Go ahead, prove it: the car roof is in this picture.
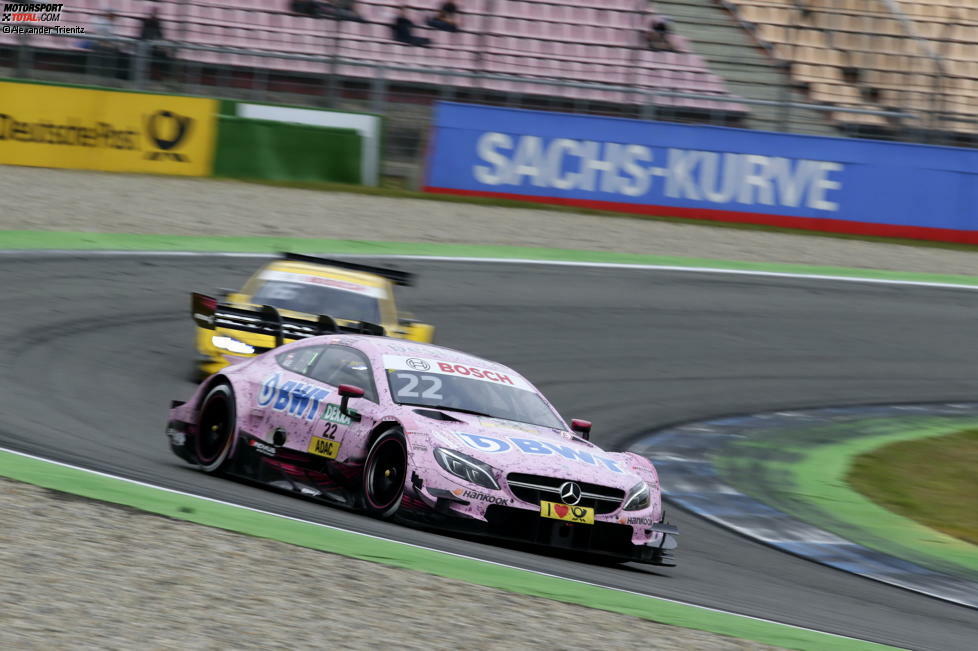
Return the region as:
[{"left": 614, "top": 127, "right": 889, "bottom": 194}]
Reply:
[
  {"left": 319, "top": 335, "right": 527, "bottom": 378},
  {"left": 261, "top": 260, "right": 388, "bottom": 288}
]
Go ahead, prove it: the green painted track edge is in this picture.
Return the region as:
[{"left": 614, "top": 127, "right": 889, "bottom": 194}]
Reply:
[
  {"left": 0, "top": 230, "right": 977, "bottom": 287},
  {"left": 0, "top": 449, "right": 890, "bottom": 650}
]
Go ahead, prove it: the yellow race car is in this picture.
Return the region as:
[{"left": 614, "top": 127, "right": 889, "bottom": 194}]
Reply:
[{"left": 191, "top": 253, "right": 435, "bottom": 379}]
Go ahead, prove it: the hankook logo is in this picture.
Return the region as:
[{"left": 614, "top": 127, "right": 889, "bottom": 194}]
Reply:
[
  {"left": 558, "top": 481, "right": 582, "bottom": 505},
  {"left": 405, "top": 358, "right": 430, "bottom": 371},
  {"left": 145, "top": 110, "right": 193, "bottom": 162}
]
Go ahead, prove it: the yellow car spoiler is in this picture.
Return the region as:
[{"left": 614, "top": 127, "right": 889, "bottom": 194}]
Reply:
[
  {"left": 191, "top": 292, "right": 386, "bottom": 348},
  {"left": 281, "top": 252, "right": 414, "bottom": 287}
]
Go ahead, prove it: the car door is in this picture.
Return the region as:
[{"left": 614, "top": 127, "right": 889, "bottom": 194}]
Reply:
[
  {"left": 301, "top": 345, "right": 381, "bottom": 465},
  {"left": 251, "top": 345, "right": 332, "bottom": 452}
]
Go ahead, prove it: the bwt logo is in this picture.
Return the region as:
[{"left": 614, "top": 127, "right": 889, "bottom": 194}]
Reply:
[
  {"left": 258, "top": 373, "right": 332, "bottom": 421},
  {"left": 2, "top": 2, "right": 62, "bottom": 21},
  {"left": 145, "top": 111, "right": 193, "bottom": 162},
  {"left": 454, "top": 432, "right": 623, "bottom": 473}
]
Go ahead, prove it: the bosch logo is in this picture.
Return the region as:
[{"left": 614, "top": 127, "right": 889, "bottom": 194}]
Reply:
[
  {"left": 558, "top": 481, "right": 582, "bottom": 505},
  {"left": 406, "top": 358, "right": 430, "bottom": 371}
]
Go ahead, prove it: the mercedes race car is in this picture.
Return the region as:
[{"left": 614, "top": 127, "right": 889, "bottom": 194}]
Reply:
[
  {"left": 166, "top": 310, "right": 678, "bottom": 566},
  {"left": 192, "top": 253, "right": 435, "bottom": 378}
]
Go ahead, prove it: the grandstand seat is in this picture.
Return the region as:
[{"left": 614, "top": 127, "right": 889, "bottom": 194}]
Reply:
[
  {"left": 733, "top": 0, "right": 978, "bottom": 134},
  {"left": 5, "top": 0, "right": 743, "bottom": 115}
]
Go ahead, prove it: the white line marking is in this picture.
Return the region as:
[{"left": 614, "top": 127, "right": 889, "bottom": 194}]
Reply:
[
  {"left": 2, "top": 249, "right": 976, "bottom": 291},
  {"left": 0, "top": 445, "right": 872, "bottom": 645}
]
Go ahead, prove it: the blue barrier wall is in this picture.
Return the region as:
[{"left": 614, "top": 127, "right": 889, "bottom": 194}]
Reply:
[{"left": 424, "top": 102, "right": 978, "bottom": 243}]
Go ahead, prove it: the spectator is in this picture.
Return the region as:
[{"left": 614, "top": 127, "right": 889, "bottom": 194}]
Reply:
[
  {"left": 647, "top": 14, "right": 675, "bottom": 52},
  {"left": 333, "top": 0, "right": 365, "bottom": 22},
  {"left": 292, "top": 0, "right": 364, "bottom": 21},
  {"left": 139, "top": 5, "right": 171, "bottom": 79},
  {"left": 291, "top": 0, "right": 323, "bottom": 17},
  {"left": 427, "top": 1, "right": 459, "bottom": 32},
  {"left": 392, "top": 6, "right": 431, "bottom": 47},
  {"left": 92, "top": 11, "right": 127, "bottom": 79}
]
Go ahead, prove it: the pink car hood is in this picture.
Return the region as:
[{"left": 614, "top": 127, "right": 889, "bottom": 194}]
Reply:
[{"left": 402, "top": 411, "right": 649, "bottom": 491}]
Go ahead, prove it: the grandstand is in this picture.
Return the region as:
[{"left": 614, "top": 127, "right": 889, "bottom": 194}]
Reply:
[
  {"left": 0, "top": 1, "right": 745, "bottom": 119},
  {"left": 0, "top": 0, "right": 974, "bottom": 150},
  {"left": 726, "top": 0, "right": 977, "bottom": 139}
]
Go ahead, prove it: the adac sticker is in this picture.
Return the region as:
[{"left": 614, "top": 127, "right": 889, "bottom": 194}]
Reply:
[
  {"left": 258, "top": 373, "right": 331, "bottom": 421},
  {"left": 308, "top": 436, "right": 340, "bottom": 459},
  {"left": 453, "top": 433, "right": 622, "bottom": 473}
]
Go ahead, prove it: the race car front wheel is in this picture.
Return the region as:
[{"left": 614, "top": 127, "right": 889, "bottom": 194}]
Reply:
[
  {"left": 195, "top": 382, "right": 237, "bottom": 473},
  {"left": 363, "top": 428, "right": 407, "bottom": 518}
]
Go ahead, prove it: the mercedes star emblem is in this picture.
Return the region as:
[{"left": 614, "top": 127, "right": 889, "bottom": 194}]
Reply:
[{"left": 558, "top": 481, "right": 582, "bottom": 505}]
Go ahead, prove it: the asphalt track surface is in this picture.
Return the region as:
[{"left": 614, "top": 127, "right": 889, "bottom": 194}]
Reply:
[{"left": 2, "top": 253, "right": 978, "bottom": 650}]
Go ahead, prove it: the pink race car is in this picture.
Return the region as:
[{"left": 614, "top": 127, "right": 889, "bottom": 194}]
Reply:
[{"left": 166, "top": 315, "right": 677, "bottom": 565}]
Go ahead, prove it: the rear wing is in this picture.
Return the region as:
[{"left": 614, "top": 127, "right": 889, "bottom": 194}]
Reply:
[
  {"left": 281, "top": 252, "right": 413, "bottom": 287},
  {"left": 192, "top": 293, "right": 385, "bottom": 347}
]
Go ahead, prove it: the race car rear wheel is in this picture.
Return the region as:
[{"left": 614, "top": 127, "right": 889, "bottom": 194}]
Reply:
[
  {"left": 195, "top": 382, "right": 236, "bottom": 473},
  {"left": 363, "top": 428, "right": 407, "bottom": 518}
]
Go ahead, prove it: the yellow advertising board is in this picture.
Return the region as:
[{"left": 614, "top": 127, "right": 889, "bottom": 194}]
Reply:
[{"left": 0, "top": 81, "right": 216, "bottom": 176}]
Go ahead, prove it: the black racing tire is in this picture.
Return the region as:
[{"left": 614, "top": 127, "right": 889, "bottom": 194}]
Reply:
[
  {"left": 362, "top": 428, "right": 408, "bottom": 518},
  {"left": 195, "top": 382, "right": 237, "bottom": 473}
]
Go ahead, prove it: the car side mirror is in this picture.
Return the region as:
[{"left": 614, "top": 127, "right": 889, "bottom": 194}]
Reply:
[
  {"left": 571, "top": 419, "right": 591, "bottom": 440},
  {"left": 338, "top": 384, "right": 364, "bottom": 421}
]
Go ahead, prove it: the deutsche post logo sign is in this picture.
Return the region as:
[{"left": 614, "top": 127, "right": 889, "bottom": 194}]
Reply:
[
  {"left": 0, "top": 81, "right": 216, "bottom": 176},
  {"left": 145, "top": 110, "right": 194, "bottom": 162}
]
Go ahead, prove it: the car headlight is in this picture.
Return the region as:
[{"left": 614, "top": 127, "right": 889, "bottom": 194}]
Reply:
[
  {"left": 212, "top": 335, "right": 255, "bottom": 355},
  {"left": 434, "top": 448, "right": 500, "bottom": 490},
  {"left": 622, "top": 481, "right": 651, "bottom": 511}
]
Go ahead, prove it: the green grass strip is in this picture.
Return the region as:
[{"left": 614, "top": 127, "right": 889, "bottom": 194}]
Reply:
[
  {"left": 791, "top": 424, "right": 978, "bottom": 575},
  {"left": 849, "top": 429, "right": 978, "bottom": 546},
  {"left": 1, "top": 230, "right": 977, "bottom": 287},
  {"left": 0, "top": 449, "right": 890, "bottom": 650}
]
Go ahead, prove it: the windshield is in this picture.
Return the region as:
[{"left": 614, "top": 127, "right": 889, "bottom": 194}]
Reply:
[
  {"left": 251, "top": 280, "right": 382, "bottom": 324},
  {"left": 384, "top": 357, "right": 565, "bottom": 430}
]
